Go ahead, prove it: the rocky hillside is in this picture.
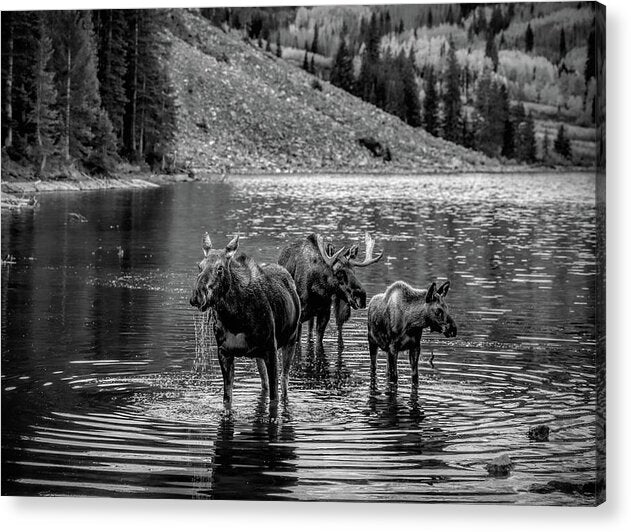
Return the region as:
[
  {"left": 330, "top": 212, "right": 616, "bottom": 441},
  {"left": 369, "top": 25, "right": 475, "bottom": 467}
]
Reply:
[{"left": 164, "top": 10, "right": 494, "bottom": 174}]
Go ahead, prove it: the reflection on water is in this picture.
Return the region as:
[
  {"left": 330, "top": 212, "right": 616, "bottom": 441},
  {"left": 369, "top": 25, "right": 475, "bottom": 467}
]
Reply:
[{"left": 1, "top": 173, "right": 598, "bottom": 504}]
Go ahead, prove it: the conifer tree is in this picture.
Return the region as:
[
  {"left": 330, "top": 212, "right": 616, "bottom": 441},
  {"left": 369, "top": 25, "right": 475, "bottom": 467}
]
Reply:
[
  {"left": 422, "top": 66, "right": 439, "bottom": 136},
  {"left": 585, "top": 23, "right": 596, "bottom": 83},
  {"left": 122, "top": 9, "right": 176, "bottom": 163},
  {"left": 490, "top": 5, "right": 504, "bottom": 36},
  {"left": 542, "top": 130, "right": 550, "bottom": 160},
  {"left": 554, "top": 124, "right": 572, "bottom": 159},
  {"left": 427, "top": 9, "right": 433, "bottom": 29},
  {"left": 28, "top": 14, "right": 59, "bottom": 174},
  {"left": 442, "top": 38, "right": 462, "bottom": 142},
  {"left": 485, "top": 31, "right": 499, "bottom": 71},
  {"left": 93, "top": 10, "right": 128, "bottom": 144},
  {"left": 275, "top": 33, "right": 282, "bottom": 57},
  {"left": 311, "top": 22, "right": 319, "bottom": 55},
  {"left": 400, "top": 50, "right": 421, "bottom": 127},
  {"left": 514, "top": 109, "right": 537, "bottom": 162},
  {"left": 49, "top": 11, "right": 111, "bottom": 163},
  {"left": 302, "top": 47, "right": 309, "bottom": 71},
  {"left": 309, "top": 55, "right": 315, "bottom": 75},
  {"left": 446, "top": 5, "right": 455, "bottom": 26},
  {"left": 330, "top": 34, "right": 354, "bottom": 93},
  {"left": 525, "top": 23, "right": 534, "bottom": 52},
  {"left": 559, "top": 28, "right": 567, "bottom": 59}
]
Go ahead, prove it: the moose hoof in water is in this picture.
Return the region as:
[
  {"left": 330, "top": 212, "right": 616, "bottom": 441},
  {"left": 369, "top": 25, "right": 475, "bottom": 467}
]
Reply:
[
  {"left": 528, "top": 425, "right": 550, "bottom": 442},
  {"left": 486, "top": 454, "right": 514, "bottom": 477}
]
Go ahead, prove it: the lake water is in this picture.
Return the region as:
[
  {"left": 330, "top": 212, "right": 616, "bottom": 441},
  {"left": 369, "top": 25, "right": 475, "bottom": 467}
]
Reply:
[{"left": 1, "top": 173, "right": 600, "bottom": 504}]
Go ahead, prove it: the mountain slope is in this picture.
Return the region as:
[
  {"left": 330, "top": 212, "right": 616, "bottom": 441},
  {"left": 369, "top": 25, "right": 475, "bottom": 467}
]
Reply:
[{"left": 165, "top": 10, "right": 494, "bottom": 173}]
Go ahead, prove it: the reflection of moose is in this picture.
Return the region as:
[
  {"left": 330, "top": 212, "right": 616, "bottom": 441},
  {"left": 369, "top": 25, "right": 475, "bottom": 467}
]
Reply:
[
  {"left": 278, "top": 233, "right": 382, "bottom": 353},
  {"left": 189, "top": 234, "right": 300, "bottom": 406},
  {"left": 368, "top": 281, "right": 457, "bottom": 385},
  {"left": 209, "top": 393, "right": 297, "bottom": 500}
]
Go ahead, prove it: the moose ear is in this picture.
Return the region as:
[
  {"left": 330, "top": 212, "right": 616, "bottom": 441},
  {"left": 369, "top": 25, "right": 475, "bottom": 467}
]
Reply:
[
  {"left": 326, "top": 242, "right": 336, "bottom": 255},
  {"left": 425, "top": 282, "right": 437, "bottom": 303},
  {"left": 202, "top": 232, "right": 212, "bottom": 257},
  {"left": 437, "top": 280, "right": 450, "bottom": 297},
  {"left": 225, "top": 234, "right": 239, "bottom": 258},
  {"left": 348, "top": 244, "right": 359, "bottom": 260}
]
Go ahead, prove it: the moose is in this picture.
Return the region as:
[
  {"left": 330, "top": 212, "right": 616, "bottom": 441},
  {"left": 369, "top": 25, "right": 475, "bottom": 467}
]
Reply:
[
  {"left": 367, "top": 280, "right": 457, "bottom": 385},
  {"left": 189, "top": 233, "right": 300, "bottom": 406},
  {"left": 278, "top": 232, "right": 382, "bottom": 353}
]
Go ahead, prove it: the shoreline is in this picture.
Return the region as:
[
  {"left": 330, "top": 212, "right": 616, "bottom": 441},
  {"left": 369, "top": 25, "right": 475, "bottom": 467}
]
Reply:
[{"left": 1, "top": 165, "right": 598, "bottom": 211}]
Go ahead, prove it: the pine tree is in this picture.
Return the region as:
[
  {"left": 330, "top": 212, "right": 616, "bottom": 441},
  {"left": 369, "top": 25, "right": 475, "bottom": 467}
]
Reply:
[
  {"left": 442, "top": 38, "right": 462, "bottom": 142},
  {"left": 559, "top": 28, "right": 567, "bottom": 59},
  {"left": 93, "top": 10, "right": 128, "bottom": 144},
  {"left": 330, "top": 35, "right": 355, "bottom": 93},
  {"left": 1, "top": 12, "right": 15, "bottom": 150},
  {"left": 302, "top": 47, "right": 309, "bottom": 71},
  {"left": 309, "top": 55, "right": 315, "bottom": 75},
  {"left": 28, "top": 14, "right": 59, "bottom": 174},
  {"left": 427, "top": 9, "right": 433, "bottom": 29},
  {"left": 50, "top": 11, "right": 107, "bottom": 163},
  {"left": 422, "top": 65, "right": 439, "bottom": 136},
  {"left": 514, "top": 109, "right": 537, "bottom": 163},
  {"left": 275, "top": 32, "right": 282, "bottom": 57},
  {"left": 122, "top": 9, "right": 176, "bottom": 163},
  {"left": 585, "top": 23, "right": 596, "bottom": 82},
  {"left": 485, "top": 31, "right": 499, "bottom": 71},
  {"left": 356, "top": 12, "right": 380, "bottom": 103},
  {"left": 490, "top": 5, "right": 504, "bottom": 36},
  {"left": 311, "top": 22, "right": 319, "bottom": 55},
  {"left": 525, "top": 23, "right": 534, "bottom": 53},
  {"left": 554, "top": 124, "right": 572, "bottom": 159},
  {"left": 446, "top": 5, "right": 455, "bottom": 25},
  {"left": 400, "top": 50, "right": 421, "bottom": 127},
  {"left": 542, "top": 130, "right": 550, "bottom": 160},
  {"left": 473, "top": 71, "right": 507, "bottom": 157}
]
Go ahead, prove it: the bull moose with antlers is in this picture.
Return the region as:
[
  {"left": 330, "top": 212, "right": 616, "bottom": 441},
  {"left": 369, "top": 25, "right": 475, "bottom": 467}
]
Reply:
[
  {"left": 278, "top": 232, "right": 383, "bottom": 353},
  {"left": 190, "top": 233, "right": 300, "bottom": 406}
]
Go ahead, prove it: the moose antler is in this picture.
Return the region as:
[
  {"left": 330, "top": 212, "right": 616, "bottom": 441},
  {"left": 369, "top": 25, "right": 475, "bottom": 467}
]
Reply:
[
  {"left": 316, "top": 234, "right": 346, "bottom": 267},
  {"left": 202, "top": 232, "right": 212, "bottom": 256},
  {"left": 350, "top": 232, "right": 383, "bottom": 267}
]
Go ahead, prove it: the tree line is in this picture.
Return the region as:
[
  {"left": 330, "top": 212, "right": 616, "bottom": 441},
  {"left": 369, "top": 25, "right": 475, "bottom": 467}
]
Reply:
[
  {"left": 1, "top": 10, "right": 176, "bottom": 176},
  {"left": 328, "top": 10, "right": 575, "bottom": 164}
]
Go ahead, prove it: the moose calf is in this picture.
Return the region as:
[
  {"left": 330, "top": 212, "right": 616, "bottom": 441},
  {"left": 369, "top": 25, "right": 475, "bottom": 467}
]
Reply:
[{"left": 367, "top": 280, "right": 457, "bottom": 385}]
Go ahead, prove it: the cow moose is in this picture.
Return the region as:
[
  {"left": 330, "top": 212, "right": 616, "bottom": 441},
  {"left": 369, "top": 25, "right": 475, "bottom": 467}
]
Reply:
[
  {"left": 367, "top": 280, "right": 457, "bottom": 385},
  {"left": 190, "top": 233, "right": 300, "bottom": 406},
  {"left": 278, "top": 232, "right": 382, "bottom": 353}
]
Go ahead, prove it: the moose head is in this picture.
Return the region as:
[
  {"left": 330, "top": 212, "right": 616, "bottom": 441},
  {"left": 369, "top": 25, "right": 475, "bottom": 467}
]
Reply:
[
  {"left": 424, "top": 281, "right": 457, "bottom": 338},
  {"left": 190, "top": 232, "right": 239, "bottom": 312},
  {"left": 322, "top": 232, "right": 383, "bottom": 310}
]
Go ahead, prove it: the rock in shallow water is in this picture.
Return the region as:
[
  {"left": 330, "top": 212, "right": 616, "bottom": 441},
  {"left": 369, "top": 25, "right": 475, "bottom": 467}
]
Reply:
[
  {"left": 528, "top": 425, "right": 551, "bottom": 442},
  {"left": 486, "top": 454, "right": 514, "bottom": 477}
]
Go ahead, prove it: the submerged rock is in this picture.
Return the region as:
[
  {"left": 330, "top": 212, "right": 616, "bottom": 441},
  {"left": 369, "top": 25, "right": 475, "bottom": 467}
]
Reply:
[
  {"left": 529, "top": 480, "right": 596, "bottom": 497},
  {"left": 528, "top": 425, "right": 551, "bottom": 442},
  {"left": 486, "top": 454, "right": 514, "bottom": 477}
]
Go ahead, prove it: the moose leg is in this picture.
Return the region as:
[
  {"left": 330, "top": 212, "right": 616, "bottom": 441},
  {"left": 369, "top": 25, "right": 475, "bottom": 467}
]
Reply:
[
  {"left": 307, "top": 318, "right": 315, "bottom": 343},
  {"left": 315, "top": 305, "right": 331, "bottom": 353},
  {"left": 280, "top": 343, "right": 295, "bottom": 397},
  {"left": 334, "top": 297, "right": 350, "bottom": 350},
  {"left": 295, "top": 322, "right": 303, "bottom": 359},
  {"left": 265, "top": 348, "right": 279, "bottom": 403},
  {"left": 218, "top": 352, "right": 235, "bottom": 407},
  {"left": 368, "top": 337, "right": 378, "bottom": 375},
  {"left": 408, "top": 344, "right": 421, "bottom": 387},
  {"left": 386, "top": 349, "right": 399, "bottom": 383},
  {"left": 256, "top": 358, "right": 269, "bottom": 391}
]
